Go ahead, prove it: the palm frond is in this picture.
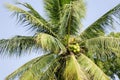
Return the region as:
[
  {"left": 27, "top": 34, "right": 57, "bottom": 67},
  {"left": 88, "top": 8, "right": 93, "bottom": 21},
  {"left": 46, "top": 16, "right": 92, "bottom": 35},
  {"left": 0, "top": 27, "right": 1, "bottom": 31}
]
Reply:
[
  {"left": 86, "top": 37, "right": 120, "bottom": 57},
  {"left": 59, "top": 0, "right": 86, "bottom": 36},
  {"left": 6, "top": 55, "right": 41, "bottom": 80},
  {"left": 0, "top": 36, "right": 36, "bottom": 56},
  {"left": 63, "top": 53, "right": 89, "bottom": 80},
  {"left": 80, "top": 3, "right": 120, "bottom": 40},
  {"left": 19, "top": 70, "right": 38, "bottom": 80},
  {"left": 35, "top": 33, "right": 66, "bottom": 54},
  {"left": 6, "top": 53, "right": 58, "bottom": 80},
  {"left": 16, "top": 2, "right": 45, "bottom": 21},
  {"left": 44, "top": 0, "right": 61, "bottom": 25},
  {"left": 77, "top": 54, "right": 110, "bottom": 80},
  {"left": 44, "top": 0, "right": 85, "bottom": 24},
  {"left": 39, "top": 56, "right": 60, "bottom": 80},
  {"left": 5, "top": 3, "right": 58, "bottom": 37}
]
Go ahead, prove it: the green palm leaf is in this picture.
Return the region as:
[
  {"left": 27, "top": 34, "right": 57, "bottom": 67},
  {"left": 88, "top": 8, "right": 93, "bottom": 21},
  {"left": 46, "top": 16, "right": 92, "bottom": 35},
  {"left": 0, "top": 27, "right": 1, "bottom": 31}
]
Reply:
[
  {"left": 5, "top": 3, "right": 57, "bottom": 37},
  {"left": 35, "top": 33, "right": 66, "bottom": 54},
  {"left": 86, "top": 37, "right": 120, "bottom": 57},
  {"left": 77, "top": 54, "right": 110, "bottom": 80},
  {"left": 63, "top": 54, "right": 89, "bottom": 80},
  {"left": 16, "top": 2, "right": 49, "bottom": 33},
  {"left": 6, "top": 54, "right": 58, "bottom": 80},
  {"left": 80, "top": 4, "right": 120, "bottom": 40},
  {"left": 19, "top": 70, "right": 37, "bottom": 80},
  {"left": 39, "top": 57, "right": 60, "bottom": 80},
  {"left": 17, "top": 2, "right": 44, "bottom": 20},
  {"left": 44, "top": 0, "right": 61, "bottom": 25},
  {"left": 44, "top": 0, "right": 84, "bottom": 25},
  {"left": 0, "top": 36, "right": 36, "bottom": 56},
  {"left": 59, "top": 0, "right": 86, "bottom": 36}
]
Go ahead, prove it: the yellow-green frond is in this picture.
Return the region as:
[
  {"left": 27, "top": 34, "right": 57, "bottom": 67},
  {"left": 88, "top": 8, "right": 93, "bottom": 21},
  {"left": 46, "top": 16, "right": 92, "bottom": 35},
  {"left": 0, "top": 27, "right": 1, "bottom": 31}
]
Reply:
[
  {"left": 35, "top": 33, "right": 66, "bottom": 54},
  {"left": 63, "top": 54, "right": 89, "bottom": 80},
  {"left": 39, "top": 57, "right": 60, "bottom": 80},
  {"left": 20, "top": 70, "right": 37, "bottom": 80},
  {"left": 6, "top": 54, "right": 58, "bottom": 80},
  {"left": 77, "top": 54, "right": 110, "bottom": 80}
]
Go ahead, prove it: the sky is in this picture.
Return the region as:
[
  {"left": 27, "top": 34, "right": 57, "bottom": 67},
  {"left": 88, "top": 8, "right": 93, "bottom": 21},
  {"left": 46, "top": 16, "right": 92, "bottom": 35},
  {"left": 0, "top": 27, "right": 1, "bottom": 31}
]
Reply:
[{"left": 0, "top": 0, "right": 120, "bottom": 80}]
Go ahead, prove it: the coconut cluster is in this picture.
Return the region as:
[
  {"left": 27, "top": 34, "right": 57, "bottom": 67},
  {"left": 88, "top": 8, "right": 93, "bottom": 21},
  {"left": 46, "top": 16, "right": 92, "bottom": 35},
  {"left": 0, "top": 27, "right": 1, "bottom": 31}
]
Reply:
[{"left": 68, "top": 43, "right": 80, "bottom": 53}]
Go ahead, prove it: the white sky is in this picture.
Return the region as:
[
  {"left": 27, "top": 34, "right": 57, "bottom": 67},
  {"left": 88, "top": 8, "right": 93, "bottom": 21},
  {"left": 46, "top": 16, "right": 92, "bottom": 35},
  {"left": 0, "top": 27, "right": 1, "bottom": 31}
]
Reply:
[{"left": 0, "top": 0, "right": 120, "bottom": 80}]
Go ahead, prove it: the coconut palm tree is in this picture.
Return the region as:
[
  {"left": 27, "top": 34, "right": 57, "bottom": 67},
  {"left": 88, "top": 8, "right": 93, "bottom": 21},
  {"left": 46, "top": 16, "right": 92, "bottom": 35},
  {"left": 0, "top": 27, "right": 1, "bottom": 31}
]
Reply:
[{"left": 0, "top": 0, "right": 120, "bottom": 80}]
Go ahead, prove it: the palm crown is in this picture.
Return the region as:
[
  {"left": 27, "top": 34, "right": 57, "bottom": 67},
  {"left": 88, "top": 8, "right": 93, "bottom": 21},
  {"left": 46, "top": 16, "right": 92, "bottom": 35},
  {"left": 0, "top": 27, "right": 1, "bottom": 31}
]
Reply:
[{"left": 0, "top": 0, "right": 120, "bottom": 80}]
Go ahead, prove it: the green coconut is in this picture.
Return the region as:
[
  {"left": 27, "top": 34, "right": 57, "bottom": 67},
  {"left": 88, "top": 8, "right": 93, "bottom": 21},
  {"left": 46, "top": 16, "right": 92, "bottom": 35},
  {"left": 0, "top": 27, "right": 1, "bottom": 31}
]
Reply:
[{"left": 68, "top": 43, "right": 80, "bottom": 53}]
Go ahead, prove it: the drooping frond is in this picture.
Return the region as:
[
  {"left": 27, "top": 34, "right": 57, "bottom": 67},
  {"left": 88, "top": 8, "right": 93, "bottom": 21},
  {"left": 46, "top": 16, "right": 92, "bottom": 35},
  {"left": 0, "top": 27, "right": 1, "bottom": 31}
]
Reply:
[
  {"left": 39, "top": 56, "right": 60, "bottom": 80},
  {"left": 6, "top": 53, "right": 58, "bottom": 80},
  {"left": 0, "top": 36, "right": 36, "bottom": 56},
  {"left": 80, "top": 4, "right": 120, "bottom": 40},
  {"left": 5, "top": 3, "right": 58, "bottom": 37},
  {"left": 63, "top": 53, "right": 89, "bottom": 80},
  {"left": 86, "top": 37, "right": 120, "bottom": 57},
  {"left": 77, "top": 54, "right": 110, "bottom": 80},
  {"left": 6, "top": 55, "right": 41, "bottom": 80},
  {"left": 35, "top": 33, "right": 66, "bottom": 54},
  {"left": 59, "top": 0, "right": 86, "bottom": 36},
  {"left": 16, "top": 2, "right": 45, "bottom": 22}
]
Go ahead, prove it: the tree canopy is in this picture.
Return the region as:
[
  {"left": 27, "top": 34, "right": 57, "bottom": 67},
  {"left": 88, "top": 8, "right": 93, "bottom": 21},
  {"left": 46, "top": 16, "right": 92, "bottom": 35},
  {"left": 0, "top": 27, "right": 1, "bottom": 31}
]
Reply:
[{"left": 0, "top": 0, "right": 120, "bottom": 80}]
